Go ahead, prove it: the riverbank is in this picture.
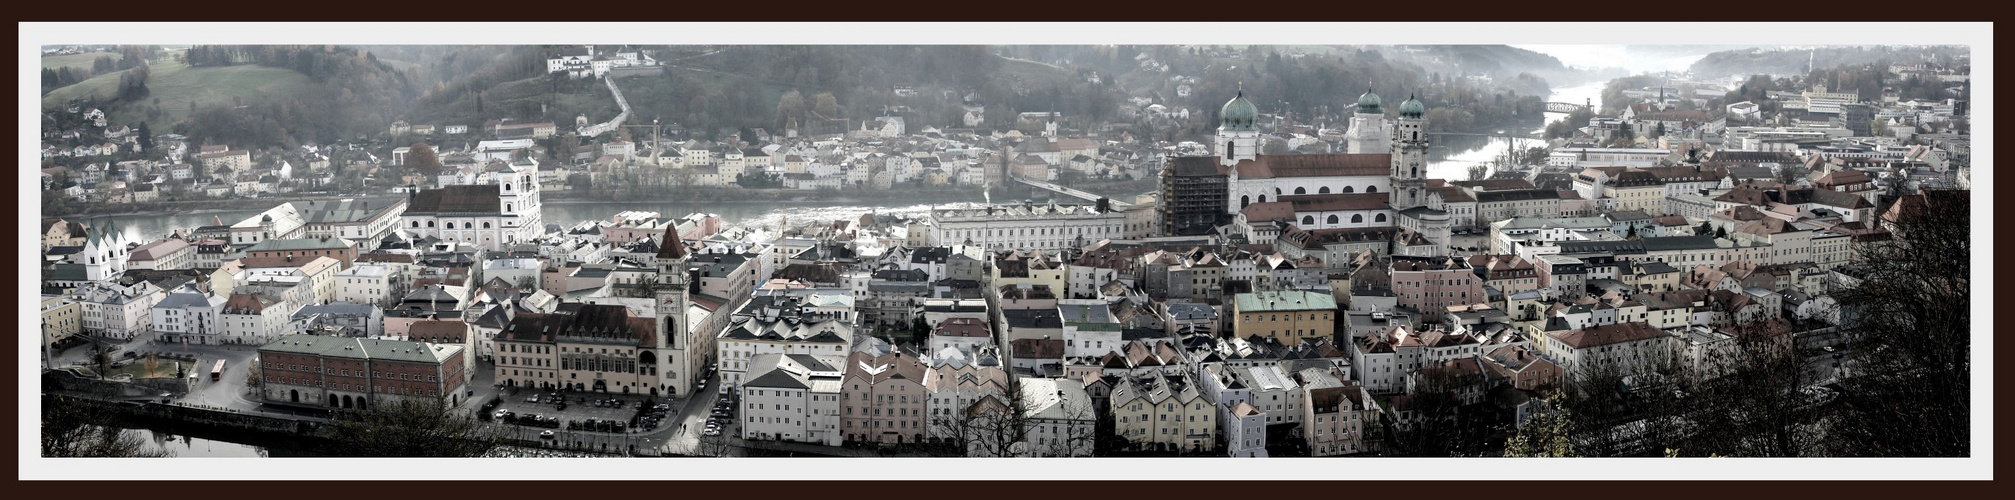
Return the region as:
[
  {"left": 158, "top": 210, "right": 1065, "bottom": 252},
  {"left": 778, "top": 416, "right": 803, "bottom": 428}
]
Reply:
[
  {"left": 44, "top": 187, "right": 994, "bottom": 220},
  {"left": 542, "top": 186, "right": 989, "bottom": 205}
]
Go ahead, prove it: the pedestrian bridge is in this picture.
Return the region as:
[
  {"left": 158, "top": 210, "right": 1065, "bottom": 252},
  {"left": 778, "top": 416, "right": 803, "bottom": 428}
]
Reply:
[
  {"left": 1011, "top": 176, "right": 1133, "bottom": 209},
  {"left": 1544, "top": 101, "right": 1591, "bottom": 113}
]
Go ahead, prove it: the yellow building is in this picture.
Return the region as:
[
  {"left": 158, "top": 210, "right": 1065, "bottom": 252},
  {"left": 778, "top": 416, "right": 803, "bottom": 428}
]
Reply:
[
  {"left": 40, "top": 295, "right": 83, "bottom": 347},
  {"left": 1231, "top": 290, "right": 1338, "bottom": 346},
  {"left": 1109, "top": 372, "right": 1216, "bottom": 454}
]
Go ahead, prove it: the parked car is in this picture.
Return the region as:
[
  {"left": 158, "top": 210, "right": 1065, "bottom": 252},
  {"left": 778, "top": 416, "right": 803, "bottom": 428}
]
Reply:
[{"left": 540, "top": 430, "right": 555, "bottom": 439}]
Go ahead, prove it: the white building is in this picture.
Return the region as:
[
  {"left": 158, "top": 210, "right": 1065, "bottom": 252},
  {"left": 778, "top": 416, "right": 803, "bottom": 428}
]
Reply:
[
  {"left": 739, "top": 353, "right": 845, "bottom": 446},
  {"left": 714, "top": 295, "right": 856, "bottom": 387},
  {"left": 400, "top": 162, "right": 544, "bottom": 251},
  {"left": 1018, "top": 377, "right": 1097, "bottom": 457},
  {"left": 75, "top": 280, "right": 159, "bottom": 340},
  {"left": 334, "top": 264, "right": 395, "bottom": 307},
  {"left": 149, "top": 285, "right": 224, "bottom": 344},
  {"left": 219, "top": 293, "right": 291, "bottom": 345},
  {"left": 926, "top": 202, "right": 1126, "bottom": 251}
]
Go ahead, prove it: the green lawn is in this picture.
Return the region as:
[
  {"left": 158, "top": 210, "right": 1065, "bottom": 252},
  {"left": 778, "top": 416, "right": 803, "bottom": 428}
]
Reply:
[
  {"left": 997, "top": 57, "right": 1076, "bottom": 89},
  {"left": 41, "top": 59, "right": 317, "bottom": 131},
  {"left": 42, "top": 52, "right": 106, "bottom": 73}
]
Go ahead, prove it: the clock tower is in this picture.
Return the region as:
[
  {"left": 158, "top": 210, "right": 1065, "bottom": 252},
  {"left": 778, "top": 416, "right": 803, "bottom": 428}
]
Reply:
[{"left": 654, "top": 224, "right": 692, "bottom": 394}]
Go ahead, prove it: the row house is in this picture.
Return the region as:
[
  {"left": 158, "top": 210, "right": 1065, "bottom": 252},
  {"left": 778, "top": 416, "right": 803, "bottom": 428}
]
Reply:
[
  {"left": 841, "top": 350, "right": 929, "bottom": 445},
  {"left": 1108, "top": 371, "right": 1216, "bottom": 454}
]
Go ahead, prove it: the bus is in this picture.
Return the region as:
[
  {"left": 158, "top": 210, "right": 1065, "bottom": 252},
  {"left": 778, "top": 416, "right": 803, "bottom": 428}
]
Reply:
[{"left": 211, "top": 359, "right": 227, "bottom": 382}]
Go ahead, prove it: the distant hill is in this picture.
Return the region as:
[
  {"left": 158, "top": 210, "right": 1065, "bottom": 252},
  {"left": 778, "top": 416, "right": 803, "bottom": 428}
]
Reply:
[
  {"left": 1688, "top": 45, "right": 1970, "bottom": 79},
  {"left": 41, "top": 57, "right": 316, "bottom": 132},
  {"left": 41, "top": 53, "right": 103, "bottom": 74}
]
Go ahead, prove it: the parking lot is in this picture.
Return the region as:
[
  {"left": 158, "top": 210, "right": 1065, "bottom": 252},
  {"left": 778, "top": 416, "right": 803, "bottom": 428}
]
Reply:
[{"left": 489, "top": 387, "right": 676, "bottom": 438}]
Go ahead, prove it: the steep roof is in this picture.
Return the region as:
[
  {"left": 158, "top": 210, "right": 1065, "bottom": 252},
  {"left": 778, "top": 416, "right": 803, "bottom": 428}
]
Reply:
[{"left": 657, "top": 224, "right": 687, "bottom": 259}]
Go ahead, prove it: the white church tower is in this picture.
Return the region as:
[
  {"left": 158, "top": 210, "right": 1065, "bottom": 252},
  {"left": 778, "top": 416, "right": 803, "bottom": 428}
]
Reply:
[
  {"left": 1346, "top": 89, "right": 1391, "bottom": 154},
  {"left": 1390, "top": 94, "right": 1429, "bottom": 211},
  {"left": 495, "top": 162, "right": 543, "bottom": 246},
  {"left": 81, "top": 220, "right": 128, "bottom": 282},
  {"left": 1216, "top": 88, "right": 1261, "bottom": 168}
]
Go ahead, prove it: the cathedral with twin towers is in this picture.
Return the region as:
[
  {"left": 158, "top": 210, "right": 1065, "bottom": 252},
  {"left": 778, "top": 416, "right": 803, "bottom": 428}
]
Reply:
[{"left": 1160, "top": 87, "right": 1451, "bottom": 255}]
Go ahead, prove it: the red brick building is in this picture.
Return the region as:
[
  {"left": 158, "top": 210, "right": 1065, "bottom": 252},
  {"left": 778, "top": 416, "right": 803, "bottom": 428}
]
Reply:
[{"left": 258, "top": 334, "right": 468, "bottom": 411}]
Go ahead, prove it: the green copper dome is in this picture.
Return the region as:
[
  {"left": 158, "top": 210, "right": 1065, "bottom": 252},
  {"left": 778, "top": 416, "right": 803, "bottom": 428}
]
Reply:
[
  {"left": 1355, "top": 90, "right": 1383, "bottom": 114},
  {"left": 1220, "top": 91, "right": 1258, "bottom": 131},
  {"left": 1398, "top": 93, "right": 1425, "bottom": 119}
]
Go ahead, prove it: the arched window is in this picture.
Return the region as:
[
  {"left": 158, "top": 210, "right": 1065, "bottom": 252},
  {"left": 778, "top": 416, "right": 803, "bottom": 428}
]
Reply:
[
  {"left": 1319, "top": 187, "right": 1330, "bottom": 194},
  {"left": 1226, "top": 141, "right": 1234, "bottom": 158},
  {"left": 504, "top": 183, "right": 511, "bottom": 191},
  {"left": 1326, "top": 215, "right": 1339, "bottom": 224},
  {"left": 1302, "top": 216, "right": 1314, "bottom": 226},
  {"left": 1275, "top": 188, "right": 1282, "bottom": 195},
  {"left": 1294, "top": 187, "right": 1307, "bottom": 195},
  {"left": 1240, "top": 195, "right": 1251, "bottom": 208},
  {"left": 426, "top": 221, "right": 435, "bottom": 228},
  {"left": 1367, "top": 186, "right": 1379, "bottom": 193},
  {"left": 1343, "top": 186, "right": 1354, "bottom": 193},
  {"left": 1258, "top": 195, "right": 1267, "bottom": 203},
  {"left": 1352, "top": 214, "right": 1364, "bottom": 223},
  {"left": 411, "top": 221, "right": 420, "bottom": 228},
  {"left": 482, "top": 222, "right": 492, "bottom": 229},
  {"left": 1376, "top": 213, "right": 1388, "bottom": 223}
]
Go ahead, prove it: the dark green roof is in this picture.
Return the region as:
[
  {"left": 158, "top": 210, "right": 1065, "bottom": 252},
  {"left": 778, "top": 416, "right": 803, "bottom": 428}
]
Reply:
[
  {"left": 1399, "top": 94, "right": 1425, "bottom": 119},
  {"left": 1220, "top": 91, "right": 1258, "bottom": 132},
  {"left": 1355, "top": 90, "right": 1383, "bottom": 114}
]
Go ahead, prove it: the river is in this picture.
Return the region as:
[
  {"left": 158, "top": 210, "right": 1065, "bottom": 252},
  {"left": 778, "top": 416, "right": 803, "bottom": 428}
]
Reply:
[
  {"left": 79, "top": 80, "right": 1611, "bottom": 248},
  {"left": 132, "top": 427, "right": 272, "bottom": 457}
]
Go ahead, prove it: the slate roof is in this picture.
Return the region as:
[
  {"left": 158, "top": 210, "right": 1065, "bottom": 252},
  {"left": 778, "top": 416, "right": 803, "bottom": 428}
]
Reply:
[
  {"left": 407, "top": 185, "right": 501, "bottom": 214},
  {"left": 259, "top": 334, "right": 461, "bottom": 363}
]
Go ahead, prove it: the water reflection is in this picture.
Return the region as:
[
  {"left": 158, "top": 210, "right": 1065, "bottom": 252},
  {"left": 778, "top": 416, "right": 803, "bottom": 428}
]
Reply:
[{"left": 133, "top": 428, "right": 268, "bottom": 457}]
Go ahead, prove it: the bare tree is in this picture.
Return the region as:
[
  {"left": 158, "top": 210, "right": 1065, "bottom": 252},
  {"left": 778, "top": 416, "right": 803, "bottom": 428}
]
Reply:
[
  {"left": 950, "top": 393, "right": 1027, "bottom": 458},
  {"left": 324, "top": 395, "right": 501, "bottom": 457},
  {"left": 693, "top": 428, "right": 733, "bottom": 457},
  {"left": 1681, "top": 320, "right": 1821, "bottom": 457},
  {"left": 42, "top": 395, "right": 172, "bottom": 457},
  {"left": 1391, "top": 364, "right": 1496, "bottom": 457},
  {"left": 1825, "top": 190, "right": 1970, "bottom": 457}
]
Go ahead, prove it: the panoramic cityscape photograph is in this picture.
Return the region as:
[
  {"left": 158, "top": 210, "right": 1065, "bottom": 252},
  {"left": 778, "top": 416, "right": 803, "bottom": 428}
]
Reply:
[{"left": 21, "top": 22, "right": 1988, "bottom": 480}]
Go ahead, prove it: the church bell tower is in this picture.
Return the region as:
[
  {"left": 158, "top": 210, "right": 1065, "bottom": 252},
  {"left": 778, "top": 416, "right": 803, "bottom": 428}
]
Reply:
[{"left": 1391, "top": 94, "right": 1429, "bottom": 211}]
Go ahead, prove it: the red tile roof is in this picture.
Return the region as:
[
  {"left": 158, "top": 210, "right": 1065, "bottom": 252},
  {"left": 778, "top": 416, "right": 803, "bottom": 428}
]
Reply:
[{"left": 1549, "top": 322, "right": 1667, "bottom": 349}]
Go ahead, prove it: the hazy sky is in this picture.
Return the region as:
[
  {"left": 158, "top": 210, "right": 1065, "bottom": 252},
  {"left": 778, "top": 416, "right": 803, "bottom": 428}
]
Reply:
[{"left": 1510, "top": 45, "right": 1716, "bottom": 74}]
